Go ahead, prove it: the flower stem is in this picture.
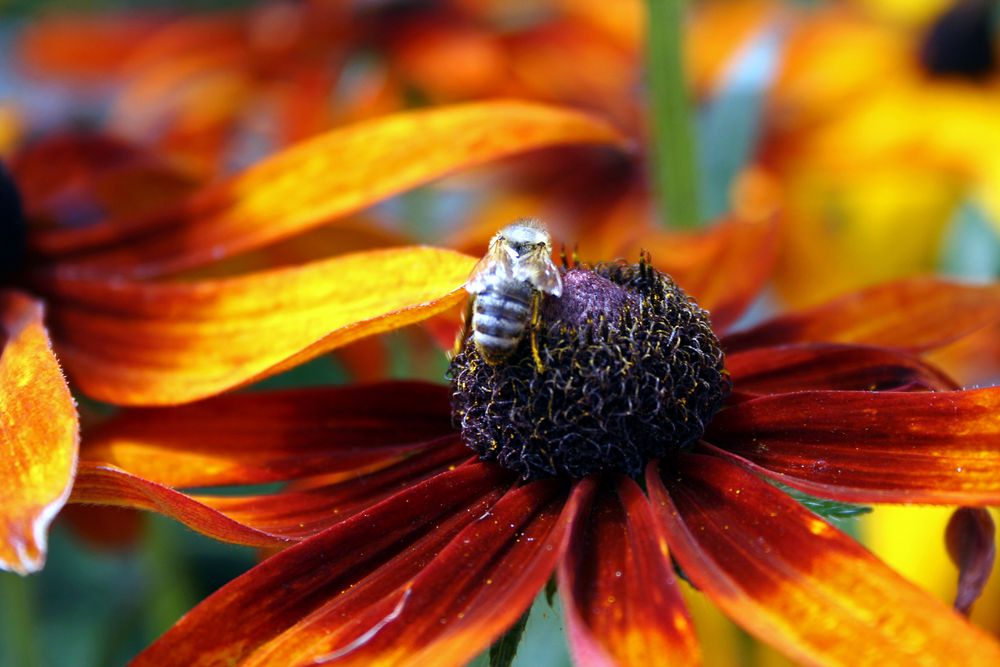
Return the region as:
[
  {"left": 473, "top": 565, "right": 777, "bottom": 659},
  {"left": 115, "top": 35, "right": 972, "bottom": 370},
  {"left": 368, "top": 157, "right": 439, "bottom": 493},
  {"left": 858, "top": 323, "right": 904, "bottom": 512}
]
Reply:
[
  {"left": 645, "top": 0, "right": 702, "bottom": 228},
  {"left": 0, "top": 573, "right": 41, "bottom": 667}
]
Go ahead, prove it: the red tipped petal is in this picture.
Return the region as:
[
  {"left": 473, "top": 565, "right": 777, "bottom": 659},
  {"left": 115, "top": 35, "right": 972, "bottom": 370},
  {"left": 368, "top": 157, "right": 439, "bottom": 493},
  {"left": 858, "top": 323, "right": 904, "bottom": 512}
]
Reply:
[
  {"left": 70, "top": 462, "right": 292, "bottom": 547},
  {"left": 131, "top": 462, "right": 514, "bottom": 667},
  {"left": 84, "top": 382, "right": 453, "bottom": 487},
  {"left": 647, "top": 454, "right": 1000, "bottom": 666},
  {"left": 243, "top": 478, "right": 591, "bottom": 667},
  {"left": 0, "top": 291, "right": 78, "bottom": 574},
  {"left": 42, "top": 247, "right": 473, "bottom": 405},
  {"left": 726, "top": 343, "right": 959, "bottom": 394},
  {"left": 559, "top": 476, "right": 699, "bottom": 667},
  {"left": 724, "top": 279, "right": 1000, "bottom": 353},
  {"left": 707, "top": 388, "right": 1000, "bottom": 504},
  {"left": 946, "top": 508, "right": 996, "bottom": 616},
  {"left": 40, "top": 101, "right": 628, "bottom": 276},
  {"left": 72, "top": 439, "right": 470, "bottom": 543}
]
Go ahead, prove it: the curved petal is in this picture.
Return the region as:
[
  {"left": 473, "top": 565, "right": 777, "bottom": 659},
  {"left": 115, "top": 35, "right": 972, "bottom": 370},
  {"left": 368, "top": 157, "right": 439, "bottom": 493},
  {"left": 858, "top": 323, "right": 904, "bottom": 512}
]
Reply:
[
  {"left": 131, "top": 462, "right": 515, "bottom": 667},
  {"left": 38, "top": 101, "right": 628, "bottom": 277},
  {"left": 723, "top": 279, "right": 1000, "bottom": 353},
  {"left": 706, "top": 388, "right": 1000, "bottom": 504},
  {"left": 71, "top": 439, "right": 470, "bottom": 543},
  {"left": 83, "top": 382, "right": 454, "bottom": 487},
  {"left": 0, "top": 291, "right": 78, "bottom": 574},
  {"left": 726, "top": 343, "right": 959, "bottom": 395},
  {"left": 42, "top": 246, "right": 473, "bottom": 405},
  {"left": 559, "top": 476, "right": 700, "bottom": 667},
  {"left": 947, "top": 508, "right": 996, "bottom": 616},
  {"left": 647, "top": 454, "right": 1000, "bottom": 667},
  {"left": 70, "top": 462, "right": 294, "bottom": 548}
]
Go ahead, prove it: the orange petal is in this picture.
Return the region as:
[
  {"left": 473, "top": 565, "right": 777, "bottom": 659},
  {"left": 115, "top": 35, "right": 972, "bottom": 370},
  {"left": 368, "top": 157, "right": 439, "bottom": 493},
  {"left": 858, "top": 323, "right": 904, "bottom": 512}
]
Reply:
[
  {"left": 41, "top": 101, "right": 629, "bottom": 278},
  {"left": 16, "top": 13, "right": 163, "bottom": 79},
  {"left": 724, "top": 279, "right": 1000, "bottom": 353},
  {"left": 559, "top": 476, "right": 700, "bottom": 667},
  {"left": 41, "top": 246, "right": 474, "bottom": 405},
  {"left": 612, "top": 212, "right": 780, "bottom": 333},
  {"left": 648, "top": 453, "right": 1000, "bottom": 666},
  {"left": 0, "top": 290, "right": 78, "bottom": 574}
]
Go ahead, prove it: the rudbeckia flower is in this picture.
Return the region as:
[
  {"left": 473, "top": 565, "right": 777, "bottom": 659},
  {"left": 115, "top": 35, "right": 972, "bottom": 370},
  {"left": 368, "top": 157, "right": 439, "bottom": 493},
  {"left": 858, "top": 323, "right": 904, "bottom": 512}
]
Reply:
[
  {"left": 0, "top": 100, "right": 626, "bottom": 574},
  {"left": 63, "top": 211, "right": 1000, "bottom": 664}
]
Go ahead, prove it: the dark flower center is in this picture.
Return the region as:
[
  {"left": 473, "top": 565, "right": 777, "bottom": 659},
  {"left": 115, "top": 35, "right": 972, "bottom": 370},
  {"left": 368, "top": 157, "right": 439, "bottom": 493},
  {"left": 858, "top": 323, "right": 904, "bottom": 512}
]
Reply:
[
  {"left": 919, "top": 0, "right": 997, "bottom": 79},
  {"left": 449, "top": 260, "right": 731, "bottom": 480},
  {"left": 0, "top": 162, "right": 27, "bottom": 280}
]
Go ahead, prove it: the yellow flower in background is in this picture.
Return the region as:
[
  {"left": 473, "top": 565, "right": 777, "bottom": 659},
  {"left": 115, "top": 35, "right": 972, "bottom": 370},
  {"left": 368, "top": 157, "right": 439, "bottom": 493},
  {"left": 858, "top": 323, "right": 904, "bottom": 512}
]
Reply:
[{"left": 693, "top": 0, "right": 1000, "bottom": 307}]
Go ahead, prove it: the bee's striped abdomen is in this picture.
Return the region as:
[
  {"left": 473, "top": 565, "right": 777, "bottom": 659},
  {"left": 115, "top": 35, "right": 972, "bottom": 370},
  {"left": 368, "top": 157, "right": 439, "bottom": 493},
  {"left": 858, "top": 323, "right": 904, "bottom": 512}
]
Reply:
[{"left": 472, "top": 281, "right": 534, "bottom": 362}]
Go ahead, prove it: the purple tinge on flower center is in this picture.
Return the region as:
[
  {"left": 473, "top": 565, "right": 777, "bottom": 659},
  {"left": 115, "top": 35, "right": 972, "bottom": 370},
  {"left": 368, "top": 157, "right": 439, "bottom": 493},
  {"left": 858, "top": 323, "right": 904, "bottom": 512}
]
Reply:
[{"left": 449, "top": 261, "right": 731, "bottom": 480}]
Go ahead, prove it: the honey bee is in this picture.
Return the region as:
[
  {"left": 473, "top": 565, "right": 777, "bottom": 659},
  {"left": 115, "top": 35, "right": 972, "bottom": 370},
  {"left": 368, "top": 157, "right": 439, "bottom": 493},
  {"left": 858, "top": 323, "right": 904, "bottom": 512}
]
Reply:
[{"left": 464, "top": 218, "right": 563, "bottom": 366}]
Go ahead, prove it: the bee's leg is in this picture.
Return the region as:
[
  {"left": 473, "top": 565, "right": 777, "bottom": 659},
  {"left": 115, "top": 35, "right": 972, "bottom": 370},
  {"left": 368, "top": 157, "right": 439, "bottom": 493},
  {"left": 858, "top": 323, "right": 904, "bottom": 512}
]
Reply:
[
  {"left": 559, "top": 244, "right": 569, "bottom": 270},
  {"left": 572, "top": 243, "right": 580, "bottom": 268},
  {"left": 453, "top": 297, "right": 474, "bottom": 358},
  {"left": 530, "top": 291, "right": 544, "bottom": 373}
]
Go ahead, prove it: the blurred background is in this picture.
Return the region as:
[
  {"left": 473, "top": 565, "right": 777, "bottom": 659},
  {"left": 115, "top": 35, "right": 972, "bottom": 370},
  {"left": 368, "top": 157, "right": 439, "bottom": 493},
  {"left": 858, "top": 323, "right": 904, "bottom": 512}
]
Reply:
[{"left": 1, "top": 0, "right": 999, "bottom": 665}]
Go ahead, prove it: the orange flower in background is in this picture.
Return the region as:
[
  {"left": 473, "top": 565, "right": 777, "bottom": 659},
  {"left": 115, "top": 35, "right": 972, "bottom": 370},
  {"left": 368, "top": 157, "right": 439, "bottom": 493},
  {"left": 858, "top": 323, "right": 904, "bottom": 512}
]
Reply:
[
  {"left": 62, "top": 225, "right": 1000, "bottom": 665},
  {"left": 15, "top": 0, "right": 643, "bottom": 177},
  {"left": 0, "top": 100, "right": 626, "bottom": 574}
]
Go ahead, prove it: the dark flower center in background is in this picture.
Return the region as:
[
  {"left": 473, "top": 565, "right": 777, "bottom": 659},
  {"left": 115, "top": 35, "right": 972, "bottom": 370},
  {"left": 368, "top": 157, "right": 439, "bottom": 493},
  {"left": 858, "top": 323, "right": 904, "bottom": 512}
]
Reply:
[
  {"left": 450, "top": 261, "right": 730, "bottom": 480},
  {"left": 920, "top": 0, "right": 997, "bottom": 79},
  {"left": 0, "top": 163, "right": 27, "bottom": 280}
]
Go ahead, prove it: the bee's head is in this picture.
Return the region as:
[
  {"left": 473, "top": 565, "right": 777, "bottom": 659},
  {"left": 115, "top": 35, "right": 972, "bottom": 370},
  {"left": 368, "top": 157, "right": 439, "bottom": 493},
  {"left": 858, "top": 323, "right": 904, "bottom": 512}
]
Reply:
[{"left": 499, "top": 218, "right": 551, "bottom": 257}]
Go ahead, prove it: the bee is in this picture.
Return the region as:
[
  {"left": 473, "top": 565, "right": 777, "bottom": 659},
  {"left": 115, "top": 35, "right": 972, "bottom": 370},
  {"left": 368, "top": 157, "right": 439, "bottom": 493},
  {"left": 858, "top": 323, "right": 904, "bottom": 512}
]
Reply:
[{"left": 463, "top": 218, "right": 563, "bottom": 367}]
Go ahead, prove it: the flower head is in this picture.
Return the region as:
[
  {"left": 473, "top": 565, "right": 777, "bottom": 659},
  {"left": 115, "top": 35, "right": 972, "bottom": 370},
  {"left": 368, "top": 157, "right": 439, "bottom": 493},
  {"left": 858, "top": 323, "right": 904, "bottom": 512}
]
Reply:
[{"left": 65, "top": 219, "right": 1000, "bottom": 665}]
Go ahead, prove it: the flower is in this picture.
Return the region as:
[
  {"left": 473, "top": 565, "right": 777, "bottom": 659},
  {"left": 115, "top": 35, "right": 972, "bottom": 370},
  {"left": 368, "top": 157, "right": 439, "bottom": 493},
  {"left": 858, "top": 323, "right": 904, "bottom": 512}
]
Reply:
[
  {"left": 0, "top": 100, "right": 626, "bottom": 574},
  {"left": 689, "top": 0, "right": 1000, "bottom": 306},
  {"left": 66, "top": 222, "right": 1000, "bottom": 664}
]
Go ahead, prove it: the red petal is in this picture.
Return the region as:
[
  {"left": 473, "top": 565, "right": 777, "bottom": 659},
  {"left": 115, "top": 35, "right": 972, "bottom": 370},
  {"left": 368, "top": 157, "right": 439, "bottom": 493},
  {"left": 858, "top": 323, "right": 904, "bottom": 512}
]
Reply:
[
  {"left": 559, "top": 476, "right": 699, "bottom": 667},
  {"left": 0, "top": 290, "right": 78, "bottom": 574},
  {"left": 241, "top": 478, "right": 590, "bottom": 667},
  {"left": 69, "top": 462, "right": 293, "bottom": 547},
  {"left": 947, "top": 508, "right": 996, "bottom": 616},
  {"left": 647, "top": 454, "right": 1000, "bottom": 666},
  {"left": 723, "top": 279, "right": 1000, "bottom": 353},
  {"left": 41, "top": 247, "right": 473, "bottom": 405},
  {"left": 38, "top": 101, "right": 628, "bottom": 277},
  {"left": 131, "top": 462, "right": 515, "bottom": 667},
  {"left": 706, "top": 388, "right": 1000, "bottom": 504},
  {"left": 726, "top": 343, "right": 959, "bottom": 394},
  {"left": 83, "top": 382, "right": 453, "bottom": 487},
  {"left": 72, "top": 439, "right": 471, "bottom": 543},
  {"left": 10, "top": 132, "right": 198, "bottom": 244}
]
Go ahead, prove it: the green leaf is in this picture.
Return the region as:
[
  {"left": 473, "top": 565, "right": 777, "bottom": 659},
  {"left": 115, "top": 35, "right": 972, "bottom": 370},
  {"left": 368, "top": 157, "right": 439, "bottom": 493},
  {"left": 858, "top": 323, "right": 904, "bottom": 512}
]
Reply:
[{"left": 489, "top": 608, "right": 531, "bottom": 667}]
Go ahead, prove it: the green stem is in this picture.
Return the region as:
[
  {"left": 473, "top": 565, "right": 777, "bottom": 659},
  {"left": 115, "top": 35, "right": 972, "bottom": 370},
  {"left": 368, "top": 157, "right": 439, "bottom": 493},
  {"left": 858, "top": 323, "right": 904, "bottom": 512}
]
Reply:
[
  {"left": 0, "top": 573, "right": 41, "bottom": 667},
  {"left": 645, "top": 0, "right": 702, "bottom": 228}
]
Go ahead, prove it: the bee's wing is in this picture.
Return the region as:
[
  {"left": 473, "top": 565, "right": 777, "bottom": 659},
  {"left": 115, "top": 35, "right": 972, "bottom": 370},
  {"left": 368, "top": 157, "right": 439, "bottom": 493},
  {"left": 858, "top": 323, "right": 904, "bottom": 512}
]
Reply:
[
  {"left": 465, "top": 238, "right": 513, "bottom": 294},
  {"left": 515, "top": 247, "right": 563, "bottom": 297}
]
